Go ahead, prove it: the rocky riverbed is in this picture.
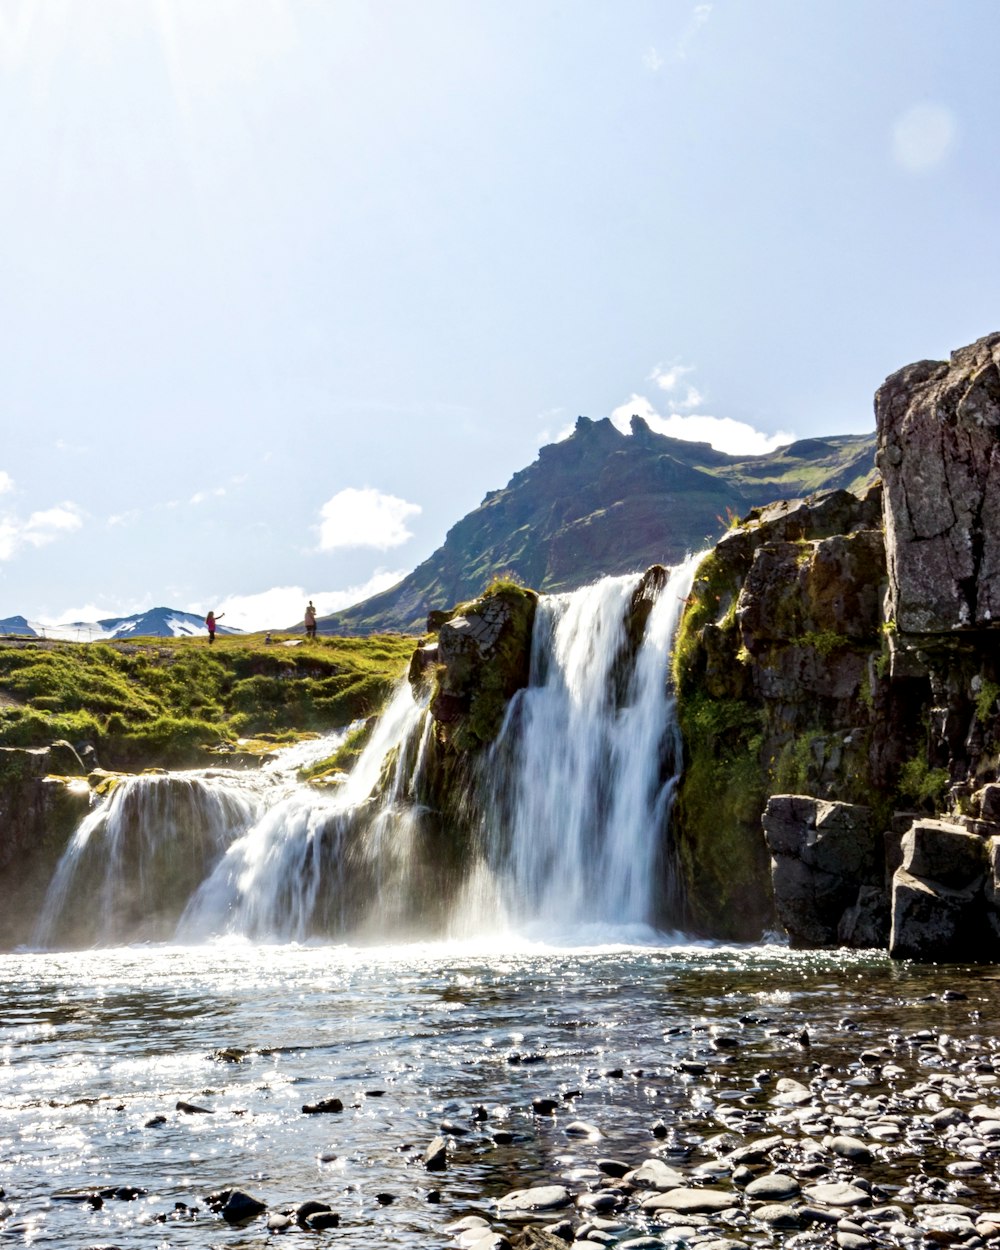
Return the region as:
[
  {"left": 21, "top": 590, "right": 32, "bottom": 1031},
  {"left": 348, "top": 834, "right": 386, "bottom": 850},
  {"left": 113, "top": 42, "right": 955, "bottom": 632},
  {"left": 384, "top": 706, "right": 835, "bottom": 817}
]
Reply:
[{"left": 2, "top": 943, "right": 999, "bottom": 1248}]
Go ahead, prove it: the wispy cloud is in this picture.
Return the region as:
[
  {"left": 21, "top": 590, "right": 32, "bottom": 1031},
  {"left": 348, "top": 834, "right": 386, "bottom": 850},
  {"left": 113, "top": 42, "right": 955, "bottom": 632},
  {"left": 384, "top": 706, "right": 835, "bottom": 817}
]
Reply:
[
  {"left": 215, "top": 570, "right": 409, "bottom": 632},
  {"left": 190, "top": 486, "right": 227, "bottom": 505},
  {"left": 650, "top": 363, "right": 704, "bottom": 411},
  {"left": 676, "top": 2, "right": 713, "bottom": 59},
  {"left": 892, "top": 102, "right": 957, "bottom": 173},
  {"left": 0, "top": 501, "right": 84, "bottom": 561},
  {"left": 317, "top": 488, "right": 421, "bottom": 552},
  {"left": 538, "top": 407, "right": 576, "bottom": 445},
  {"left": 107, "top": 510, "right": 141, "bottom": 528},
  {"left": 0, "top": 470, "right": 12, "bottom": 495},
  {"left": 642, "top": 45, "right": 664, "bottom": 72}
]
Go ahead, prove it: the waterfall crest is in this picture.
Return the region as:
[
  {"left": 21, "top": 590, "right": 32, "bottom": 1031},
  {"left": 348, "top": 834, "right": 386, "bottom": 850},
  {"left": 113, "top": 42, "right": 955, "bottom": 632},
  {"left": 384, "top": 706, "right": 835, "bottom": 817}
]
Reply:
[{"left": 34, "top": 559, "right": 699, "bottom": 948}]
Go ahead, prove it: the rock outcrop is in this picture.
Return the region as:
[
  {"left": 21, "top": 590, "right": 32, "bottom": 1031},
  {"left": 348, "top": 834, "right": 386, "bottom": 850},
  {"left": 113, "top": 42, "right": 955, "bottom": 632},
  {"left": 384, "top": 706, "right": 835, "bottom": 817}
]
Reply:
[
  {"left": 763, "top": 796, "right": 880, "bottom": 948},
  {"left": 673, "top": 331, "right": 1000, "bottom": 959},
  {"left": 0, "top": 745, "right": 93, "bottom": 947},
  {"left": 877, "top": 334, "right": 1000, "bottom": 632}
]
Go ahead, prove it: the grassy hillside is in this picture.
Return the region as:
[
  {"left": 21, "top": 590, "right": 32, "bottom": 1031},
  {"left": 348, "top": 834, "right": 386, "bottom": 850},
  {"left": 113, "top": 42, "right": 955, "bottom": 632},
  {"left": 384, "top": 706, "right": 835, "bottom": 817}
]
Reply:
[{"left": 0, "top": 632, "right": 416, "bottom": 769}]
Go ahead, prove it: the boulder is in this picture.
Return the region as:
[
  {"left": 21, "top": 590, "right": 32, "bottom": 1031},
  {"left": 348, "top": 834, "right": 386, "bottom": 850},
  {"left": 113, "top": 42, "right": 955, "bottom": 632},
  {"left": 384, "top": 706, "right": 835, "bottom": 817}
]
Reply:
[
  {"left": 890, "top": 869, "right": 990, "bottom": 962},
  {"left": 900, "top": 820, "right": 987, "bottom": 888},
  {"left": 763, "top": 796, "right": 877, "bottom": 946}
]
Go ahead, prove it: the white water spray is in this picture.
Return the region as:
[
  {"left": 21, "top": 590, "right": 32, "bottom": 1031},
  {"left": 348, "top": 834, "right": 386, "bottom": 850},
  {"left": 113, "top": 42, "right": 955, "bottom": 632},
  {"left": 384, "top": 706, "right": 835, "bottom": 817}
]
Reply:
[{"left": 468, "top": 555, "right": 701, "bottom": 932}]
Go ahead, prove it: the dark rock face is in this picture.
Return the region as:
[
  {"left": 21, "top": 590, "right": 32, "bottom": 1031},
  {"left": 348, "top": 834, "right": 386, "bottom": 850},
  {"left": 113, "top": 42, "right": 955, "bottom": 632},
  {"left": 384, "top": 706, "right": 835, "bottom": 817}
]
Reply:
[
  {"left": 674, "top": 331, "right": 1000, "bottom": 959},
  {"left": 413, "top": 581, "right": 538, "bottom": 754},
  {"left": 877, "top": 333, "right": 1000, "bottom": 632},
  {"left": 0, "top": 747, "right": 92, "bottom": 947},
  {"left": 762, "top": 797, "right": 879, "bottom": 947}
]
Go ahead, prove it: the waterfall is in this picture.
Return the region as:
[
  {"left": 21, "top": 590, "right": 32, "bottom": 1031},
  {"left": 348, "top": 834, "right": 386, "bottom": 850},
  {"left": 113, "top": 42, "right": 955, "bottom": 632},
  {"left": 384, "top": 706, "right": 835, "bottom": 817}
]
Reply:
[
  {"left": 468, "top": 555, "right": 701, "bottom": 934},
  {"left": 33, "top": 558, "right": 700, "bottom": 948},
  {"left": 178, "top": 683, "right": 433, "bottom": 942}
]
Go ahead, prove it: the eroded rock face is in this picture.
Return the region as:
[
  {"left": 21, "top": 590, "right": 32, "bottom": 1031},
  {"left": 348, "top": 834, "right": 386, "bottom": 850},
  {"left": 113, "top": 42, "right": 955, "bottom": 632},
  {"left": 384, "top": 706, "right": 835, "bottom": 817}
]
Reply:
[
  {"left": 414, "top": 583, "right": 538, "bottom": 753},
  {"left": 762, "top": 796, "right": 879, "bottom": 947},
  {"left": 876, "top": 332, "right": 1000, "bottom": 632},
  {"left": 0, "top": 747, "right": 92, "bottom": 948}
]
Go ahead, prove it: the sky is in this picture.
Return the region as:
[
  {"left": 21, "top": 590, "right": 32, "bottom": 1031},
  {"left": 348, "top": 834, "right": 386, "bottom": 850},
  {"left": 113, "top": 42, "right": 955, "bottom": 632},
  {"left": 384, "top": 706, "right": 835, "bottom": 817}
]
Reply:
[{"left": 1, "top": 1, "right": 998, "bottom": 632}]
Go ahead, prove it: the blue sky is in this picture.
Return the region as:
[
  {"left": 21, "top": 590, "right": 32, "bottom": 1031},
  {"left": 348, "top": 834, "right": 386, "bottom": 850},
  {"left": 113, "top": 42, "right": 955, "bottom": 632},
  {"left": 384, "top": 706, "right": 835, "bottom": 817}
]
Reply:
[{"left": 1, "top": 1, "right": 998, "bottom": 631}]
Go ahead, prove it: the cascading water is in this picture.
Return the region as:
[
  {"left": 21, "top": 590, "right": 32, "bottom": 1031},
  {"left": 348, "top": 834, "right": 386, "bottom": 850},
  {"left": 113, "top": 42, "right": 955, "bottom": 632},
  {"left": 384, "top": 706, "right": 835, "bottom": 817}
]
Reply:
[
  {"left": 34, "top": 557, "right": 700, "bottom": 949},
  {"left": 465, "top": 554, "right": 701, "bottom": 935}
]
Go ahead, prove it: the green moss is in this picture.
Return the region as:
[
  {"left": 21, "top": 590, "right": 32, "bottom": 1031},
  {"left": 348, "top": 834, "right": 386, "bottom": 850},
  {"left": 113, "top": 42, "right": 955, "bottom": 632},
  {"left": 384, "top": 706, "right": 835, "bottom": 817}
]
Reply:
[
  {"left": 299, "top": 720, "right": 375, "bottom": 782},
  {"left": 0, "top": 633, "right": 415, "bottom": 770},
  {"left": 976, "top": 679, "right": 1000, "bottom": 723},
  {"left": 671, "top": 549, "right": 744, "bottom": 696},
  {"left": 799, "top": 630, "right": 850, "bottom": 657},
  {"left": 673, "top": 692, "right": 769, "bottom": 937},
  {"left": 437, "top": 582, "right": 538, "bottom": 753},
  {"left": 897, "top": 757, "right": 950, "bottom": 809}
]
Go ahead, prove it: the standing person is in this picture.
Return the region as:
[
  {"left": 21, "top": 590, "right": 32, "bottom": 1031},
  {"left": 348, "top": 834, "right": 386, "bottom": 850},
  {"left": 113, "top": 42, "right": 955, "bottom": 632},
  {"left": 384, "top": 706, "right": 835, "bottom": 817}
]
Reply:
[
  {"left": 205, "top": 611, "right": 224, "bottom": 644},
  {"left": 304, "top": 601, "right": 317, "bottom": 641}
]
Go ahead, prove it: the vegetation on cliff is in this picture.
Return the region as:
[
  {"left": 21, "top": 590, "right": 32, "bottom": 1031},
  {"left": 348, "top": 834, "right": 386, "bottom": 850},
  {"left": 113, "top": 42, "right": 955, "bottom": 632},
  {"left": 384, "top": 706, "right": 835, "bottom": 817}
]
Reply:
[{"left": 0, "top": 633, "right": 415, "bottom": 770}]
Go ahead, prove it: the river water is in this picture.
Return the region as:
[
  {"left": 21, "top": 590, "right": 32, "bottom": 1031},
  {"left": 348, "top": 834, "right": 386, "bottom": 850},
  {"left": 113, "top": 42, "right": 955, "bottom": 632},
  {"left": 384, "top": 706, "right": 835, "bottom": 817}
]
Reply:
[{"left": 2, "top": 940, "right": 999, "bottom": 1247}]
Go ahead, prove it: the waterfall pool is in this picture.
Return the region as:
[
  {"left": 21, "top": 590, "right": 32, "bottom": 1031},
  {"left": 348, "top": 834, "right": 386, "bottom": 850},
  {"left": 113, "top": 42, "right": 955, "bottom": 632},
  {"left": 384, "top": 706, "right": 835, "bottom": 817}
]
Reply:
[{"left": 1, "top": 940, "right": 997, "bottom": 1246}]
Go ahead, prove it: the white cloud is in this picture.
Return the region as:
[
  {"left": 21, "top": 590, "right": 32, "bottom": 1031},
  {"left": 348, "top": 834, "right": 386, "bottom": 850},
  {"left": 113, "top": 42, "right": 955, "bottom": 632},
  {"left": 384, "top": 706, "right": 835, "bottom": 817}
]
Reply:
[
  {"left": 317, "top": 487, "right": 421, "bottom": 551},
  {"left": 215, "top": 570, "right": 409, "bottom": 632},
  {"left": 649, "top": 364, "right": 704, "bottom": 411},
  {"left": 538, "top": 407, "right": 576, "bottom": 444},
  {"left": 107, "top": 509, "right": 141, "bottom": 528},
  {"left": 610, "top": 394, "right": 793, "bottom": 456},
  {"left": 0, "top": 501, "right": 84, "bottom": 561},
  {"left": 23, "top": 504, "right": 84, "bottom": 547},
  {"left": 43, "top": 598, "right": 151, "bottom": 627},
  {"left": 650, "top": 363, "right": 693, "bottom": 392},
  {"left": 190, "top": 486, "right": 227, "bottom": 505},
  {"left": 0, "top": 470, "right": 12, "bottom": 495},
  {"left": 892, "top": 103, "right": 956, "bottom": 172}
]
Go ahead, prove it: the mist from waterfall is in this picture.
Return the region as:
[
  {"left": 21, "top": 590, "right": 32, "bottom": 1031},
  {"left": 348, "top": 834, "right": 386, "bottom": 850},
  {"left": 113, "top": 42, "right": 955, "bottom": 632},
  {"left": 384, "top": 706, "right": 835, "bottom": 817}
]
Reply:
[{"left": 33, "top": 558, "right": 700, "bottom": 949}]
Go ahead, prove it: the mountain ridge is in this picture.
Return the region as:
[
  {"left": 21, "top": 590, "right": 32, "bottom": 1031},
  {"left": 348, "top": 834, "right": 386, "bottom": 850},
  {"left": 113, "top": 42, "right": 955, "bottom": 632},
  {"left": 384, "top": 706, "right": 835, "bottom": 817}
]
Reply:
[{"left": 322, "top": 416, "right": 877, "bottom": 635}]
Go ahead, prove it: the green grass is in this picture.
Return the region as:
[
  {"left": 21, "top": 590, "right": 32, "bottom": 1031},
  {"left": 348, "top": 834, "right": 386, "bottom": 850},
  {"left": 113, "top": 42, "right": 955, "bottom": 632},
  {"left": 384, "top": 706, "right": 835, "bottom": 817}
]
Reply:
[{"left": 0, "top": 632, "right": 416, "bottom": 769}]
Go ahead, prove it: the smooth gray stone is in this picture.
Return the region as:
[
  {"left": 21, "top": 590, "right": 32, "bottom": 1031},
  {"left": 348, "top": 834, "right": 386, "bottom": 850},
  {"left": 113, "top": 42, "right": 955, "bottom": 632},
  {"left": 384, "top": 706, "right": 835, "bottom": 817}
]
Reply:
[
  {"left": 643, "top": 1187, "right": 735, "bottom": 1214},
  {"left": 496, "top": 1185, "right": 571, "bottom": 1214},
  {"left": 803, "top": 1182, "right": 870, "bottom": 1207},
  {"left": 744, "top": 1172, "right": 800, "bottom": 1200},
  {"left": 826, "top": 1134, "right": 872, "bottom": 1162},
  {"left": 753, "top": 1203, "right": 801, "bottom": 1228}
]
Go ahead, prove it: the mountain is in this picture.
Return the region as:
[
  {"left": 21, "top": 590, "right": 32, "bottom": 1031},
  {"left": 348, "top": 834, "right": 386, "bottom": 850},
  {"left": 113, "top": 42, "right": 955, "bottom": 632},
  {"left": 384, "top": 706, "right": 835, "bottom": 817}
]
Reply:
[
  {"left": 322, "top": 416, "right": 877, "bottom": 635},
  {"left": 0, "top": 607, "right": 243, "bottom": 642}
]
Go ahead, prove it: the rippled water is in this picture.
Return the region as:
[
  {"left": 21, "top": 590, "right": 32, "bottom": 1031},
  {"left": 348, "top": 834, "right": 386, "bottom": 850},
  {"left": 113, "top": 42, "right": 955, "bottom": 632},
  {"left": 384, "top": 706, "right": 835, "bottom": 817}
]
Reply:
[{"left": 2, "top": 939, "right": 998, "bottom": 1247}]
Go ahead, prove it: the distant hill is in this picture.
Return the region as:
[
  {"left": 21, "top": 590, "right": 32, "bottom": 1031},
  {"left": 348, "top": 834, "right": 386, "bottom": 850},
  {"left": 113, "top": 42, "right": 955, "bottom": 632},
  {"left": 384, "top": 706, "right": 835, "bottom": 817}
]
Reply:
[
  {"left": 322, "top": 416, "right": 877, "bottom": 636},
  {"left": 0, "top": 607, "right": 243, "bottom": 642}
]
